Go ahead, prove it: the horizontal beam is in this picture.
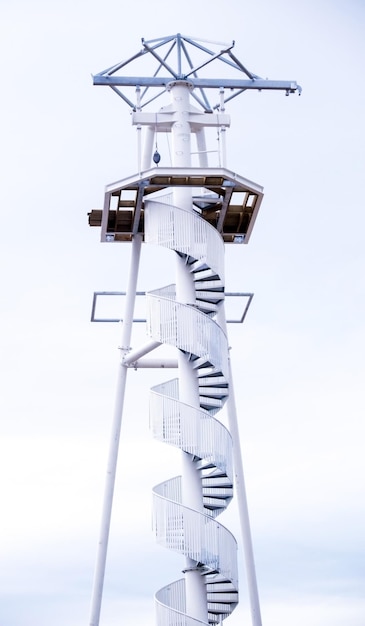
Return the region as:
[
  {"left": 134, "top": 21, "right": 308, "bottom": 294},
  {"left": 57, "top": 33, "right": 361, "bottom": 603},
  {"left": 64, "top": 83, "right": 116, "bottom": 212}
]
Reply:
[
  {"left": 132, "top": 111, "right": 231, "bottom": 128},
  {"left": 122, "top": 340, "right": 162, "bottom": 366},
  {"left": 126, "top": 358, "right": 178, "bottom": 369},
  {"left": 90, "top": 290, "right": 254, "bottom": 323},
  {"left": 93, "top": 75, "right": 301, "bottom": 93}
]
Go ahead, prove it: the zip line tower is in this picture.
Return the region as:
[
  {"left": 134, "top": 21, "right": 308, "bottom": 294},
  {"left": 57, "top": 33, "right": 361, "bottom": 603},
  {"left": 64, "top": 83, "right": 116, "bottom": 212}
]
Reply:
[{"left": 88, "top": 34, "right": 300, "bottom": 626}]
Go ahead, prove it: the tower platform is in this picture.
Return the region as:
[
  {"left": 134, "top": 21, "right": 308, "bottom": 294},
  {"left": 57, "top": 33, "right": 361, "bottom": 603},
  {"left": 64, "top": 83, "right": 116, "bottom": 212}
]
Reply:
[{"left": 88, "top": 166, "right": 264, "bottom": 244}]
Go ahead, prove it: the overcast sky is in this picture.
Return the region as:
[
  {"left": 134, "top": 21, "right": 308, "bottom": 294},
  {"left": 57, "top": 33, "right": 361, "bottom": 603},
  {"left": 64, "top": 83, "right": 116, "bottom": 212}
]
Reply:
[{"left": 1, "top": 1, "right": 365, "bottom": 625}]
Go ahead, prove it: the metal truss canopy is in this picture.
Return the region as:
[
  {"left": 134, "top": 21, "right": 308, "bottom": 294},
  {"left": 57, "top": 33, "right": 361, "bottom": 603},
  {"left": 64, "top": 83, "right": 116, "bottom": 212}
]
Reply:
[
  {"left": 88, "top": 167, "right": 264, "bottom": 244},
  {"left": 92, "top": 33, "right": 301, "bottom": 111}
]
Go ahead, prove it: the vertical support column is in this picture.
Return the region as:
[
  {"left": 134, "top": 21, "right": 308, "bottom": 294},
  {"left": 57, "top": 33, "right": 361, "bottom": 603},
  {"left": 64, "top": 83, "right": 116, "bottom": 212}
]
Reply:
[
  {"left": 89, "top": 234, "right": 142, "bottom": 626},
  {"left": 170, "top": 82, "right": 196, "bottom": 307},
  {"left": 168, "top": 80, "right": 208, "bottom": 624},
  {"left": 142, "top": 126, "right": 155, "bottom": 171},
  {"left": 220, "top": 126, "right": 227, "bottom": 168},
  {"left": 168, "top": 81, "right": 194, "bottom": 209},
  {"left": 136, "top": 86, "right": 142, "bottom": 175},
  {"left": 196, "top": 128, "right": 209, "bottom": 168},
  {"left": 216, "top": 304, "right": 262, "bottom": 626},
  {"left": 226, "top": 357, "right": 262, "bottom": 626},
  {"left": 219, "top": 88, "right": 227, "bottom": 168}
]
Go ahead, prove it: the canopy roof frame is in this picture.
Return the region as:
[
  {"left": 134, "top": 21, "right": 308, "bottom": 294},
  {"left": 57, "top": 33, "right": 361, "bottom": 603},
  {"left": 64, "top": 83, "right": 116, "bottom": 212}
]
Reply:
[{"left": 93, "top": 33, "right": 301, "bottom": 112}]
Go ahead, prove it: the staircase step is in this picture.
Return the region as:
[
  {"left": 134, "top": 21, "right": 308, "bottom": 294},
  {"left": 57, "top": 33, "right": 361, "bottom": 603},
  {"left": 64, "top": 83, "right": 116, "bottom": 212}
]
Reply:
[
  {"left": 195, "top": 457, "right": 215, "bottom": 471},
  {"left": 203, "top": 497, "right": 228, "bottom": 510},
  {"left": 206, "top": 582, "right": 236, "bottom": 593},
  {"left": 199, "top": 387, "right": 228, "bottom": 399},
  {"left": 207, "top": 606, "right": 237, "bottom": 623},
  {"left": 195, "top": 300, "right": 219, "bottom": 313},
  {"left": 208, "top": 602, "right": 237, "bottom": 614},
  {"left": 203, "top": 487, "right": 233, "bottom": 499},
  {"left": 193, "top": 280, "right": 223, "bottom": 291},
  {"left": 198, "top": 375, "right": 227, "bottom": 387},
  {"left": 198, "top": 465, "right": 225, "bottom": 478},
  {"left": 196, "top": 365, "right": 220, "bottom": 378},
  {"left": 190, "top": 355, "right": 213, "bottom": 370},
  {"left": 189, "top": 303, "right": 217, "bottom": 318},
  {"left": 199, "top": 396, "right": 223, "bottom": 410},
  {"left": 192, "top": 268, "right": 218, "bottom": 281},
  {"left": 203, "top": 476, "right": 232, "bottom": 488},
  {"left": 188, "top": 259, "right": 209, "bottom": 273},
  {"left": 207, "top": 592, "right": 238, "bottom": 603},
  {"left": 195, "top": 290, "right": 224, "bottom": 303}
]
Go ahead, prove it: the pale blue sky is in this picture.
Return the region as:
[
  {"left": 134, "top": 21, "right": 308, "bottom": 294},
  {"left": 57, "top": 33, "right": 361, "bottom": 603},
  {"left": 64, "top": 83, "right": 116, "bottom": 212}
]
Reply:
[{"left": 1, "top": 1, "right": 364, "bottom": 625}]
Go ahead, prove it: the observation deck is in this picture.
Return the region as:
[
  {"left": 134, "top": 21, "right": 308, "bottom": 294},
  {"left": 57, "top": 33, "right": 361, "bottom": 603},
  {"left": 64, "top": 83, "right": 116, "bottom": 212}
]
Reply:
[{"left": 88, "top": 166, "right": 264, "bottom": 244}]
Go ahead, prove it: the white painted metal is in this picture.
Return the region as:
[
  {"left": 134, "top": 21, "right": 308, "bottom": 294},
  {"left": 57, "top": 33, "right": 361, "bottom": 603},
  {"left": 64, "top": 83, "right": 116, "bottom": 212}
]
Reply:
[
  {"left": 122, "top": 339, "right": 162, "bottom": 366},
  {"left": 146, "top": 291, "right": 229, "bottom": 390},
  {"left": 216, "top": 305, "right": 263, "bottom": 626},
  {"left": 144, "top": 133, "right": 238, "bottom": 623},
  {"left": 142, "top": 125, "right": 155, "bottom": 171},
  {"left": 144, "top": 201, "right": 225, "bottom": 283},
  {"left": 170, "top": 80, "right": 208, "bottom": 625},
  {"left": 225, "top": 355, "right": 262, "bottom": 626},
  {"left": 195, "top": 129, "right": 209, "bottom": 168},
  {"left": 89, "top": 234, "right": 142, "bottom": 626},
  {"left": 150, "top": 383, "right": 233, "bottom": 490},
  {"left": 93, "top": 34, "right": 301, "bottom": 113},
  {"left": 125, "top": 357, "right": 178, "bottom": 369},
  {"left": 88, "top": 35, "right": 296, "bottom": 626},
  {"left": 153, "top": 486, "right": 238, "bottom": 580}
]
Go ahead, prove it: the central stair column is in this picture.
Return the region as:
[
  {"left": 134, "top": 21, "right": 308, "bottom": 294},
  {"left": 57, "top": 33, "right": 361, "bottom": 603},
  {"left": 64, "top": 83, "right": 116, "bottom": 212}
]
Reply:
[{"left": 168, "top": 80, "right": 208, "bottom": 624}]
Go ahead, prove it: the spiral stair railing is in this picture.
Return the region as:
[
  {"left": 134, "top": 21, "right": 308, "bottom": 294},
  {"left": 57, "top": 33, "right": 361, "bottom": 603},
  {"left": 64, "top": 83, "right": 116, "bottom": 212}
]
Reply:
[{"left": 145, "top": 198, "right": 238, "bottom": 626}]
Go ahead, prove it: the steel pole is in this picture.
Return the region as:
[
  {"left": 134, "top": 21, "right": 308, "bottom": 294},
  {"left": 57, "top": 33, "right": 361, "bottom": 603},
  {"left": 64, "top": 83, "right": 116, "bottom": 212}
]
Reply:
[
  {"left": 169, "top": 80, "right": 208, "bottom": 624},
  {"left": 195, "top": 128, "right": 209, "bottom": 168},
  {"left": 89, "top": 234, "right": 142, "bottom": 626},
  {"left": 216, "top": 305, "right": 262, "bottom": 626},
  {"left": 226, "top": 356, "right": 262, "bottom": 626},
  {"left": 142, "top": 126, "right": 155, "bottom": 171}
]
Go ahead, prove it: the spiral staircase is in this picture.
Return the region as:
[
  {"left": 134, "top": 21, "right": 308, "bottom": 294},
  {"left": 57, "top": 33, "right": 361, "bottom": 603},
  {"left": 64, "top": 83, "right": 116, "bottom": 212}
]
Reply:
[{"left": 145, "top": 197, "right": 238, "bottom": 626}]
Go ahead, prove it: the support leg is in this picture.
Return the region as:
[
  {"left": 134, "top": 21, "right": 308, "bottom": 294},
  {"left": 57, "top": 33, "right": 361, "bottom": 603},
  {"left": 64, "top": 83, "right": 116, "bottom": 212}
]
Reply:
[
  {"left": 216, "top": 304, "right": 262, "bottom": 626},
  {"left": 89, "top": 234, "right": 142, "bottom": 626}
]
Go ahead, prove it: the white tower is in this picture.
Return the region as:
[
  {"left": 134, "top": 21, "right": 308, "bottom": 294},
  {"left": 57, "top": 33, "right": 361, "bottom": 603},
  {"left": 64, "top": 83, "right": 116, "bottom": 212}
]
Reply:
[{"left": 88, "top": 34, "right": 300, "bottom": 626}]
